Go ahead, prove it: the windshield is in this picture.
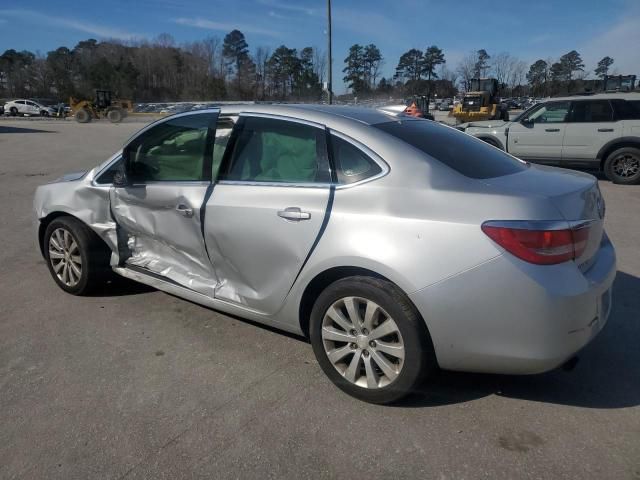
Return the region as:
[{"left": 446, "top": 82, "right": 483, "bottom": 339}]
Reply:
[{"left": 374, "top": 119, "right": 528, "bottom": 179}]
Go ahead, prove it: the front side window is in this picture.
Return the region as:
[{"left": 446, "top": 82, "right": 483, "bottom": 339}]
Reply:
[
  {"left": 330, "top": 135, "right": 382, "bottom": 184},
  {"left": 126, "top": 113, "right": 215, "bottom": 182},
  {"left": 221, "top": 117, "right": 330, "bottom": 184},
  {"left": 570, "top": 100, "right": 613, "bottom": 123},
  {"left": 526, "top": 102, "right": 570, "bottom": 124}
]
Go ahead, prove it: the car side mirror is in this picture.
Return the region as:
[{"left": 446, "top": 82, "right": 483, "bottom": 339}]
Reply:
[{"left": 521, "top": 117, "right": 533, "bottom": 126}]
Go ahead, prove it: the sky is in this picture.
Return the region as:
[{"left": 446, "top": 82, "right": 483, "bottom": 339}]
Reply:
[{"left": 1, "top": 0, "right": 639, "bottom": 93}]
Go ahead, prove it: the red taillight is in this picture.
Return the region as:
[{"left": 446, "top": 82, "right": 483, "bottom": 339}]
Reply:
[{"left": 481, "top": 222, "right": 591, "bottom": 265}]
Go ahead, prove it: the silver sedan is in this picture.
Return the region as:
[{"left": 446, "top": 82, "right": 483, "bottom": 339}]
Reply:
[{"left": 34, "top": 105, "right": 616, "bottom": 403}]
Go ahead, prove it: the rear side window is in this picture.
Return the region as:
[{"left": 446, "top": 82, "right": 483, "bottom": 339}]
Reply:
[
  {"left": 330, "top": 135, "right": 382, "bottom": 184},
  {"left": 222, "top": 117, "right": 330, "bottom": 184},
  {"left": 570, "top": 100, "right": 614, "bottom": 122},
  {"left": 611, "top": 99, "right": 640, "bottom": 120},
  {"left": 374, "top": 120, "right": 527, "bottom": 179}
]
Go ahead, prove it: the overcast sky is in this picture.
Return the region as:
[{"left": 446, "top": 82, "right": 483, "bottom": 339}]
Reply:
[{"left": 1, "top": 0, "right": 639, "bottom": 92}]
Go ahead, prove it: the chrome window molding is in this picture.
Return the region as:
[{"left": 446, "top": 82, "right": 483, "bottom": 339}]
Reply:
[
  {"left": 217, "top": 180, "right": 331, "bottom": 189},
  {"left": 122, "top": 108, "right": 221, "bottom": 147}
]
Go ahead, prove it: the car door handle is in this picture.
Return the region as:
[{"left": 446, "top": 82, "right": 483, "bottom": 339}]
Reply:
[
  {"left": 175, "top": 204, "right": 194, "bottom": 217},
  {"left": 598, "top": 128, "right": 614, "bottom": 132},
  {"left": 545, "top": 128, "right": 560, "bottom": 132},
  {"left": 277, "top": 207, "right": 311, "bottom": 221}
]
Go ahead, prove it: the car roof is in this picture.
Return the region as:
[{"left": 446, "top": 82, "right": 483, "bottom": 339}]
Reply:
[
  {"left": 545, "top": 92, "right": 640, "bottom": 102},
  {"left": 218, "top": 103, "right": 398, "bottom": 127}
]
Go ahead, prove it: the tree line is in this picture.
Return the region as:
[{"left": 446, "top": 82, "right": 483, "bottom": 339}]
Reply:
[{"left": 0, "top": 29, "right": 623, "bottom": 103}]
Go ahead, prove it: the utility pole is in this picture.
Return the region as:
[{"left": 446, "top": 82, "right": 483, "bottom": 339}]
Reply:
[{"left": 327, "top": 0, "right": 333, "bottom": 104}]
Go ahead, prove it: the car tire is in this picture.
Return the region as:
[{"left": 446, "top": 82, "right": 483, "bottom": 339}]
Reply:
[
  {"left": 75, "top": 108, "right": 92, "bottom": 123},
  {"left": 107, "top": 108, "right": 123, "bottom": 123},
  {"left": 40, "top": 110, "right": 49, "bottom": 117},
  {"left": 10, "top": 107, "right": 18, "bottom": 116},
  {"left": 604, "top": 147, "right": 640, "bottom": 185},
  {"left": 309, "top": 276, "right": 436, "bottom": 404},
  {"left": 44, "top": 216, "right": 112, "bottom": 295}
]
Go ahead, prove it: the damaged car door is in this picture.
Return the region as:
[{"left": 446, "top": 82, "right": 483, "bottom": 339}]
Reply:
[
  {"left": 110, "top": 110, "right": 220, "bottom": 296},
  {"left": 204, "top": 114, "right": 332, "bottom": 314}
]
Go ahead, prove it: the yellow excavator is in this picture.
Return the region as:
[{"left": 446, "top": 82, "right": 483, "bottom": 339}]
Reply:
[
  {"left": 452, "top": 78, "right": 509, "bottom": 123},
  {"left": 70, "top": 90, "right": 132, "bottom": 123}
]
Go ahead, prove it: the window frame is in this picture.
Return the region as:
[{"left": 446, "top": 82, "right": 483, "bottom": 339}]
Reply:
[
  {"left": 568, "top": 99, "right": 615, "bottom": 123},
  {"left": 217, "top": 113, "right": 333, "bottom": 188},
  {"left": 121, "top": 109, "right": 219, "bottom": 185}
]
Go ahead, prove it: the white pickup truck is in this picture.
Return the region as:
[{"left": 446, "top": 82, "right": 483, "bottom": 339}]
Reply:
[{"left": 460, "top": 92, "right": 640, "bottom": 184}]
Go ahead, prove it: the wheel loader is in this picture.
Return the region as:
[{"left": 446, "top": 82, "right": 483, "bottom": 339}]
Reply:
[
  {"left": 70, "top": 90, "right": 132, "bottom": 123},
  {"left": 452, "top": 78, "right": 509, "bottom": 124}
]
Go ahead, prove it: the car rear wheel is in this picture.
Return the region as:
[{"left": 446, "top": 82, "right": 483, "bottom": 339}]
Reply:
[
  {"left": 310, "top": 276, "right": 436, "bottom": 404},
  {"left": 604, "top": 147, "right": 640, "bottom": 185},
  {"left": 44, "top": 217, "right": 111, "bottom": 295},
  {"left": 10, "top": 107, "right": 18, "bottom": 116}
]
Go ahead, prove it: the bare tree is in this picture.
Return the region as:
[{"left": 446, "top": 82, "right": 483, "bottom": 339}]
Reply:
[
  {"left": 313, "top": 47, "right": 327, "bottom": 84},
  {"left": 254, "top": 46, "right": 271, "bottom": 99},
  {"left": 456, "top": 51, "right": 476, "bottom": 91}
]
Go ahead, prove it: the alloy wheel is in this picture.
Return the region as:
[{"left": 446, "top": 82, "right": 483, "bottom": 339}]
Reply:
[
  {"left": 321, "top": 297, "right": 405, "bottom": 389},
  {"left": 48, "top": 228, "right": 82, "bottom": 287},
  {"left": 612, "top": 153, "right": 640, "bottom": 178}
]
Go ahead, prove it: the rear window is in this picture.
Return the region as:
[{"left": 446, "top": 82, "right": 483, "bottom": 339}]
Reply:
[{"left": 374, "top": 120, "right": 527, "bottom": 179}]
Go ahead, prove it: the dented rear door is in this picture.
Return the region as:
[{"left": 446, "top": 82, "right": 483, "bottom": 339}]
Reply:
[{"left": 109, "top": 110, "right": 220, "bottom": 296}]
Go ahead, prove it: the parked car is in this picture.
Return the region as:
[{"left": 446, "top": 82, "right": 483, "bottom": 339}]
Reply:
[
  {"left": 4, "top": 99, "right": 56, "bottom": 117},
  {"left": 34, "top": 105, "right": 616, "bottom": 403},
  {"left": 460, "top": 93, "right": 640, "bottom": 184}
]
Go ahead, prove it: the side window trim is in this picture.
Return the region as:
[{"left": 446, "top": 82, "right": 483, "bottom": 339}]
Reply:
[
  {"left": 327, "top": 129, "right": 389, "bottom": 189},
  {"left": 216, "top": 113, "right": 332, "bottom": 188}
]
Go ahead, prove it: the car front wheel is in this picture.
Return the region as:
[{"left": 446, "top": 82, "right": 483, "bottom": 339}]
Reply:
[
  {"left": 310, "top": 276, "right": 436, "bottom": 404},
  {"left": 44, "top": 216, "right": 111, "bottom": 295}
]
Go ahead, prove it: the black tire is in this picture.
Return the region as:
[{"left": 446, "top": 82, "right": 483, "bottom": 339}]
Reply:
[
  {"left": 43, "top": 216, "right": 112, "bottom": 295},
  {"left": 604, "top": 147, "right": 640, "bottom": 185},
  {"left": 40, "top": 110, "right": 49, "bottom": 117},
  {"left": 75, "top": 108, "right": 91, "bottom": 123},
  {"left": 10, "top": 106, "right": 18, "bottom": 116},
  {"left": 310, "top": 276, "right": 436, "bottom": 404},
  {"left": 107, "top": 108, "right": 123, "bottom": 123}
]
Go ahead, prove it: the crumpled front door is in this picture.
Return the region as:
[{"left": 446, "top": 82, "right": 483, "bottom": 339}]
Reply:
[{"left": 109, "top": 110, "right": 220, "bottom": 297}]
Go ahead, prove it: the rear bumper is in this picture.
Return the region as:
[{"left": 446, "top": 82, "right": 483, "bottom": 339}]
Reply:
[{"left": 410, "top": 233, "right": 616, "bottom": 374}]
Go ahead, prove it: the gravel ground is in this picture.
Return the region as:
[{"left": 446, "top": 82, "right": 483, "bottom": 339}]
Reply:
[{"left": 0, "top": 119, "right": 639, "bottom": 480}]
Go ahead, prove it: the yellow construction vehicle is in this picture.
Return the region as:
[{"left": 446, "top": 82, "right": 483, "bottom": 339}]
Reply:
[
  {"left": 452, "top": 78, "right": 509, "bottom": 123},
  {"left": 70, "top": 90, "right": 132, "bottom": 123}
]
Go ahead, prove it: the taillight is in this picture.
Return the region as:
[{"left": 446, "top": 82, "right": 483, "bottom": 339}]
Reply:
[{"left": 481, "top": 221, "right": 592, "bottom": 265}]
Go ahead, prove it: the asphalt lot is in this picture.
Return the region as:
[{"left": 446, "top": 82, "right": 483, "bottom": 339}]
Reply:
[{"left": 1, "top": 118, "right": 639, "bottom": 480}]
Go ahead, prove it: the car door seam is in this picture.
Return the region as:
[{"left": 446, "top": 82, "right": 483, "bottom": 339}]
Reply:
[{"left": 285, "top": 184, "right": 335, "bottom": 297}]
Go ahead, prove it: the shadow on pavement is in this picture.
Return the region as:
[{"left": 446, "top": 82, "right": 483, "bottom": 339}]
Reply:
[
  {"left": 400, "top": 271, "right": 640, "bottom": 410},
  {"left": 86, "top": 275, "right": 155, "bottom": 297},
  {"left": 0, "top": 125, "right": 56, "bottom": 134}
]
